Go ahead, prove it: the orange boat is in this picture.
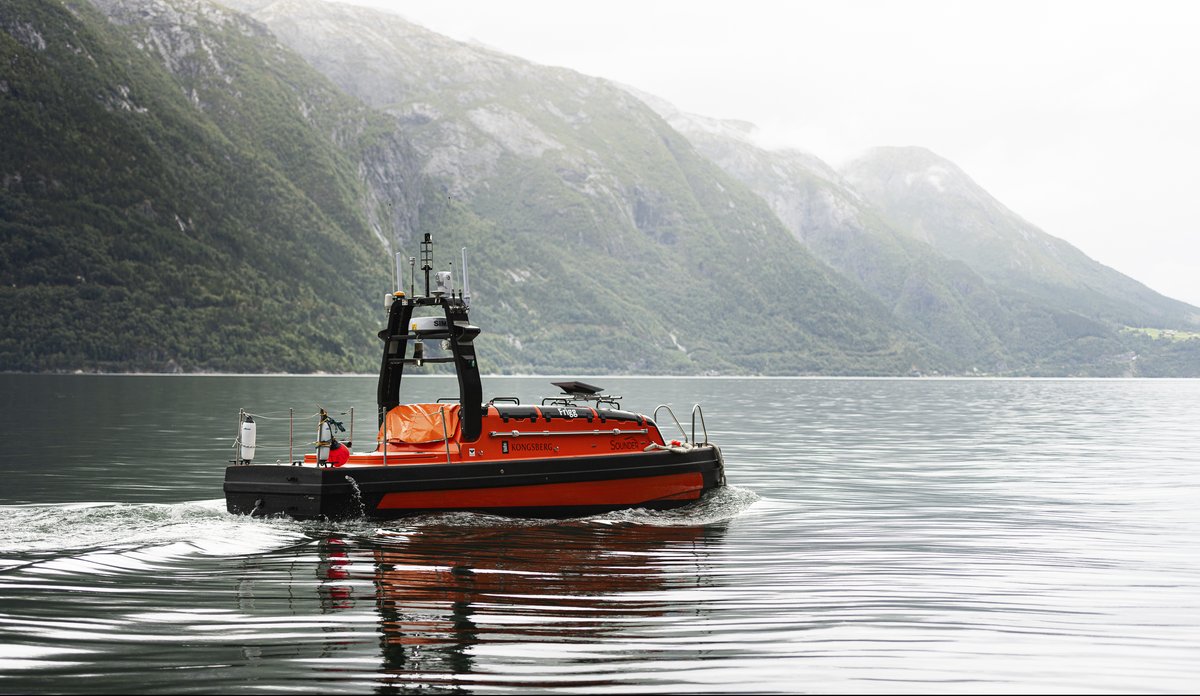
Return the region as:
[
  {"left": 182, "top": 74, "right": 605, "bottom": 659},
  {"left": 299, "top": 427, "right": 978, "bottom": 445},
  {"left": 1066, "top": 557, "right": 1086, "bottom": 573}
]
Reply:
[{"left": 224, "top": 235, "right": 725, "bottom": 520}]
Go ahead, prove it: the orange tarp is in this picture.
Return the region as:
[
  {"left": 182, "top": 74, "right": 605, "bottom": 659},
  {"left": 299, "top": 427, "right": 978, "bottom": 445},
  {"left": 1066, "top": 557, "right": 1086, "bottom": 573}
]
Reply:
[{"left": 378, "top": 403, "right": 460, "bottom": 444}]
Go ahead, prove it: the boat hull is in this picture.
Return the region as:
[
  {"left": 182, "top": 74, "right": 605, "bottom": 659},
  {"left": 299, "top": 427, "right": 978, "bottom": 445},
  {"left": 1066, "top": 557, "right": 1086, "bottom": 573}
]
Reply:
[{"left": 224, "top": 445, "right": 725, "bottom": 520}]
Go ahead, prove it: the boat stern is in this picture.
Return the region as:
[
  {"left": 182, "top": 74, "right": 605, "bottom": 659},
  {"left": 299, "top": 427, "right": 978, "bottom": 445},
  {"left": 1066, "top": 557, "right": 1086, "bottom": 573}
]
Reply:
[{"left": 224, "top": 465, "right": 359, "bottom": 520}]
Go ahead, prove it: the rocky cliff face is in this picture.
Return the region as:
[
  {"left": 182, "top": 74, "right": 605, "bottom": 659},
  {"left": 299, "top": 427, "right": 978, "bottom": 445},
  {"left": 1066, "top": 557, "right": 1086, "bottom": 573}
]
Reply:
[
  {"left": 636, "top": 93, "right": 1013, "bottom": 370},
  {"left": 218, "top": 0, "right": 919, "bottom": 376},
  {"left": 88, "top": 0, "right": 424, "bottom": 253}
]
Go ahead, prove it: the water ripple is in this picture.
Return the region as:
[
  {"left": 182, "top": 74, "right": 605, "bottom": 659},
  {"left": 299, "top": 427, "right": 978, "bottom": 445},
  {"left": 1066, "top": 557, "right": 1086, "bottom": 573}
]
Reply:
[{"left": 1, "top": 376, "right": 1199, "bottom": 692}]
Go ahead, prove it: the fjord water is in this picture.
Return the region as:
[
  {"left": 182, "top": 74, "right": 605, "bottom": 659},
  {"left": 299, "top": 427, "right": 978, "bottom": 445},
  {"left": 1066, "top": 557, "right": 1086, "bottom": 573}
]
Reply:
[{"left": 1, "top": 375, "right": 1198, "bottom": 694}]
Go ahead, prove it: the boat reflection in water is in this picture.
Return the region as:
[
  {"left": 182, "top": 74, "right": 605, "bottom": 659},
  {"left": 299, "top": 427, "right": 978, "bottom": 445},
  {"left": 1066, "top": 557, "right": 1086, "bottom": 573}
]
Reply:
[{"left": 315, "top": 519, "right": 728, "bottom": 688}]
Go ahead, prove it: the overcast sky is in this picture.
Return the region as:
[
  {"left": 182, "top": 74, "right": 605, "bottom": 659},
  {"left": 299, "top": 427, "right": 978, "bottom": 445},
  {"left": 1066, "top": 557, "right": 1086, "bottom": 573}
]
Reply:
[{"left": 341, "top": 0, "right": 1200, "bottom": 308}]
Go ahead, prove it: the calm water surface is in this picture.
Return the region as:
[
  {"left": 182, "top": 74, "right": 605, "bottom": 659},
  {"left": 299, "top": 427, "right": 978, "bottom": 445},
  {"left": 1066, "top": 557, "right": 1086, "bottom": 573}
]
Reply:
[{"left": 1, "top": 375, "right": 1198, "bottom": 693}]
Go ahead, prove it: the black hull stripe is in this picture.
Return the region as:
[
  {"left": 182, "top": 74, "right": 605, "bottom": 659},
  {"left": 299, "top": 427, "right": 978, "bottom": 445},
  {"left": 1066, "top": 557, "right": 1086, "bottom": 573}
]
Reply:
[{"left": 224, "top": 446, "right": 724, "bottom": 520}]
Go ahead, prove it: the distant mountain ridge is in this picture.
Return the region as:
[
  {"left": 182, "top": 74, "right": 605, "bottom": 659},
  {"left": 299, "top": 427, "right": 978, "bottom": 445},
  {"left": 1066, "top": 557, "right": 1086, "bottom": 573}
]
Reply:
[
  {"left": 842, "top": 146, "right": 1200, "bottom": 328},
  {"left": 3, "top": 0, "right": 1197, "bottom": 375},
  {"left": 638, "top": 93, "right": 1200, "bottom": 375}
]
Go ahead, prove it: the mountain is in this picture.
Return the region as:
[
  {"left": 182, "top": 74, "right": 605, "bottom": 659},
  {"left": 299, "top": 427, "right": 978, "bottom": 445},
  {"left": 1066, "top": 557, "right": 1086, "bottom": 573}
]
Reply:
[
  {"left": 0, "top": 0, "right": 406, "bottom": 372},
  {"left": 843, "top": 147, "right": 1200, "bottom": 375},
  {"left": 3, "top": 0, "right": 1196, "bottom": 376},
  {"left": 640, "top": 97, "right": 1200, "bottom": 376},
  {"left": 641, "top": 97, "right": 1015, "bottom": 372},
  {"left": 215, "top": 0, "right": 921, "bottom": 376},
  {"left": 1, "top": 0, "right": 918, "bottom": 376},
  {"left": 842, "top": 146, "right": 1200, "bottom": 331}
]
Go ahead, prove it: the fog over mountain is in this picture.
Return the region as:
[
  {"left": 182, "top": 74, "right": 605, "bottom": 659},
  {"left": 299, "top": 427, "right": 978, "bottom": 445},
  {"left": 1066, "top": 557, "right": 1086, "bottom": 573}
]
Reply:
[
  {"left": 358, "top": 0, "right": 1200, "bottom": 312},
  {"left": 3, "top": 0, "right": 1197, "bottom": 375}
]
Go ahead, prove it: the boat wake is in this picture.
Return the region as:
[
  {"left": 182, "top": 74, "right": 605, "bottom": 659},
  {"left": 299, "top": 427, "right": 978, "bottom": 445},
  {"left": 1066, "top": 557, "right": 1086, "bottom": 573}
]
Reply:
[
  {"left": 346, "top": 484, "right": 761, "bottom": 536},
  {"left": 0, "top": 486, "right": 758, "bottom": 576},
  {"left": 0, "top": 500, "right": 308, "bottom": 575},
  {"left": 591, "top": 484, "right": 760, "bottom": 526}
]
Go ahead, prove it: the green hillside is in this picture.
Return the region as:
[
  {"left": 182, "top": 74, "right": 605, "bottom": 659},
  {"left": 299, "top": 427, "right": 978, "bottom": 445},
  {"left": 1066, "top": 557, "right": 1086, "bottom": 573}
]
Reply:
[
  {"left": 1, "top": 0, "right": 918, "bottom": 376},
  {"left": 4, "top": 0, "right": 1196, "bottom": 376},
  {"left": 221, "top": 0, "right": 923, "bottom": 376},
  {"left": 0, "top": 0, "right": 395, "bottom": 372}
]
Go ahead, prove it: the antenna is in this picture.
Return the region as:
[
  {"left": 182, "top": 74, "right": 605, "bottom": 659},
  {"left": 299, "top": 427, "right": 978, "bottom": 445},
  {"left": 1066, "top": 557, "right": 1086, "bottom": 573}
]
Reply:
[
  {"left": 393, "top": 251, "right": 403, "bottom": 293},
  {"left": 420, "top": 233, "right": 433, "bottom": 297},
  {"left": 461, "top": 247, "right": 471, "bottom": 308},
  {"left": 409, "top": 256, "right": 416, "bottom": 298}
]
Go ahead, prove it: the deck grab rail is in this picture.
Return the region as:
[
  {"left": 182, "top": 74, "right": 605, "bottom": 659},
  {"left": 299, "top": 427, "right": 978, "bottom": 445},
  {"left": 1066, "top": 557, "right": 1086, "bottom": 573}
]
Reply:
[
  {"left": 652, "top": 403, "right": 711, "bottom": 446},
  {"left": 691, "top": 404, "right": 709, "bottom": 446}
]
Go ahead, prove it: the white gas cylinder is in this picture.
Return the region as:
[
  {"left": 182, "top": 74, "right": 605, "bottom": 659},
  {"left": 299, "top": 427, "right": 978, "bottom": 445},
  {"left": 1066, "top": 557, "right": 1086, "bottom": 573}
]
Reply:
[
  {"left": 317, "top": 419, "right": 332, "bottom": 463},
  {"left": 239, "top": 417, "right": 257, "bottom": 462}
]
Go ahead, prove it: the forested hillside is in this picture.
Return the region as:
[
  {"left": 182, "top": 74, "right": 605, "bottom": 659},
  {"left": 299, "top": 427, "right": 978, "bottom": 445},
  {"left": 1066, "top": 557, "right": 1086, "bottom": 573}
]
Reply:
[
  {"left": 3, "top": 0, "right": 1197, "bottom": 376},
  {"left": 1, "top": 0, "right": 397, "bottom": 372},
  {"left": 221, "top": 0, "right": 922, "bottom": 376}
]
